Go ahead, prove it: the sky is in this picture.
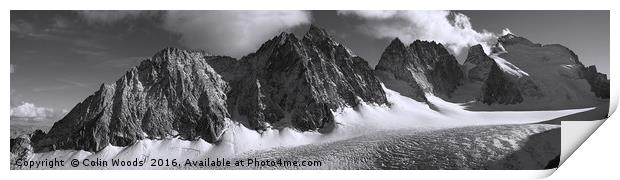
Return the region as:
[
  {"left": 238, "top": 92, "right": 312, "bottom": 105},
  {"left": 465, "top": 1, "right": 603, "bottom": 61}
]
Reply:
[{"left": 10, "top": 10, "right": 610, "bottom": 123}]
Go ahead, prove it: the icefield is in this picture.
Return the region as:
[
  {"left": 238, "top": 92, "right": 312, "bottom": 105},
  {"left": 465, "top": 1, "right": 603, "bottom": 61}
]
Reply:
[{"left": 21, "top": 87, "right": 587, "bottom": 169}]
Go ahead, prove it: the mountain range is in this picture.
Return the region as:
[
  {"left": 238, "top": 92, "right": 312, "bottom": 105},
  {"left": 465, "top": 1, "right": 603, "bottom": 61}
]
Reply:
[{"left": 11, "top": 25, "right": 609, "bottom": 155}]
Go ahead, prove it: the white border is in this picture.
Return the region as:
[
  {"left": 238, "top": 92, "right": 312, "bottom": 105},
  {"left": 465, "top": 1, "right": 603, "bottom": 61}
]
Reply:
[{"left": 4, "top": 0, "right": 618, "bottom": 179}]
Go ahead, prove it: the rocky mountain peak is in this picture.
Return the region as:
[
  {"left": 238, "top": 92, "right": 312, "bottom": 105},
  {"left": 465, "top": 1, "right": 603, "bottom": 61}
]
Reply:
[
  {"left": 464, "top": 44, "right": 490, "bottom": 65},
  {"left": 256, "top": 32, "right": 301, "bottom": 52},
  {"left": 304, "top": 24, "right": 333, "bottom": 42},
  {"left": 374, "top": 38, "right": 411, "bottom": 70},
  {"left": 151, "top": 47, "right": 210, "bottom": 63},
  {"left": 276, "top": 32, "right": 299, "bottom": 43},
  {"left": 463, "top": 44, "right": 495, "bottom": 82},
  {"left": 413, "top": 39, "right": 439, "bottom": 45},
  {"left": 468, "top": 44, "right": 485, "bottom": 55},
  {"left": 481, "top": 62, "right": 524, "bottom": 105},
  {"left": 411, "top": 40, "right": 449, "bottom": 55},
  {"left": 206, "top": 25, "right": 388, "bottom": 133},
  {"left": 386, "top": 38, "right": 407, "bottom": 52},
  {"left": 375, "top": 38, "right": 463, "bottom": 101},
  {"left": 33, "top": 47, "right": 230, "bottom": 152}
]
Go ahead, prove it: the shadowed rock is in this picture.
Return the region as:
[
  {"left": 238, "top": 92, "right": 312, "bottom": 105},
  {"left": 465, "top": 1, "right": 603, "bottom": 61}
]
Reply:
[
  {"left": 10, "top": 135, "right": 33, "bottom": 166},
  {"left": 582, "top": 65, "right": 610, "bottom": 99},
  {"left": 208, "top": 24, "right": 388, "bottom": 131},
  {"left": 375, "top": 38, "right": 464, "bottom": 102},
  {"left": 481, "top": 62, "right": 524, "bottom": 105},
  {"left": 463, "top": 44, "right": 495, "bottom": 82}
]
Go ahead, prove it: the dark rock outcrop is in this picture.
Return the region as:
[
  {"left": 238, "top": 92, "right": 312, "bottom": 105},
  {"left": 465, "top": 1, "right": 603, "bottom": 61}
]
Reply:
[
  {"left": 481, "top": 63, "right": 523, "bottom": 105},
  {"left": 462, "top": 44, "right": 528, "bottom": 105},
  {"left": 374, "top": 38, "right": 427, "bottom": 102},
  {"left": 463, "top": 44, "right": 495, "bottom": 82},
  {"left": 375, "top": 38, "right": 464, "bottom": 101},
  {"left": 10, "top": 135, "right": 33, "bottom": 165},
  {"left": 30, "top": 129, "right": 46, "bottom": 143},
  {"left": 34, "top": 48, "right": 230, "bottom": 152},
  {"left": 582, "top": 66, "right": 610, "bottom": 99},
  {"left": 208, "top": 25, "right": 388, "bottom": 131}
]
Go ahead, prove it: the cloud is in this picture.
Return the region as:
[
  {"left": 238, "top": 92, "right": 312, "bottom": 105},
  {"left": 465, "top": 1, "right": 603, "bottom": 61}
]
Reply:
[
  {"left": 77, "top": 11, "right": 154, "bottom": 24},
  {"left": 161, "top": 11, "right": 311, "bottom": 57},
  {"left": 10, "top": 64, "right": 14, "bottom": 74},
  {"left": 74, "top": 11, "right": 311, "bottom": 57},
  {"left": 338, "top": 10, "right": 498, "bottom": 55},
  {"left": 10, "top": 102, "right": 66, "bottom": 122}
]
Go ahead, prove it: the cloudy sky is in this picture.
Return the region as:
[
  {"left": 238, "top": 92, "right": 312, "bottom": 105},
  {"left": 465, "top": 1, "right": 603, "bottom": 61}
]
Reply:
[{"left": 10, "top": 10, "right": 609, "bottom": 123}]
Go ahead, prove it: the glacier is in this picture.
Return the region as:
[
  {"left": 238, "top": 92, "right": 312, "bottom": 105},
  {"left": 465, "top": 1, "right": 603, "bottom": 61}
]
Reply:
[{"left": 15, "top": 86, "right": 587, "bottom": 170}]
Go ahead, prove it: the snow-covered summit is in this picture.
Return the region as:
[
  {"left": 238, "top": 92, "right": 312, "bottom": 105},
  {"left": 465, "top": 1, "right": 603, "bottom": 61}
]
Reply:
[{"left": 458, "top": 34, "right": 609, "bottom": 108}]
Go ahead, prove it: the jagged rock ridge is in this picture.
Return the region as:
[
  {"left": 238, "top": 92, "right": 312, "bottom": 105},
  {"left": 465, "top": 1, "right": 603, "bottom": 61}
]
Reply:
[
  {"left": 462, "top": 44, "right": 526, "bottom": 105},
  {"left": 34, "top": 48, "right": 230, "bottom": 152},
  {"left": 207, "top": 25, "right": 388, "bottom": 131},
  {"left": 481, "top": 62, "right": 524, "bottom": 104},
  {"left": 374, "top": 38, "right": 464, "bottom": 102},
  {"left": 463, "top": 44, "right": 495, "bottom": 82},
  {"left": 581, "top": 63, "right": 610, "bottom": 99}
]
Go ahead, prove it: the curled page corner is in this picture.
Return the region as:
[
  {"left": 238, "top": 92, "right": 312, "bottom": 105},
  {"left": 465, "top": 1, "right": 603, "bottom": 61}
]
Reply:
[
  {"left": 609, "top": 86, "right": 618, "bottom": 116},
  {"left": 560, "top": 120, "right": 606, "bottom": 166}
]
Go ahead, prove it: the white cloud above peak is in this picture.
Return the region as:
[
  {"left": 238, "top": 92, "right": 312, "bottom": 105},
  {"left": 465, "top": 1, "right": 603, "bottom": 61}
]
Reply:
[
  {"left": 162, "top": 11, "right": 311, "bottom": 58},
  {"left": 75, "top": 10, "right": 311, "bottom": 58},
  {"left": 338, "top": 10, "right": 498, "bottom": 55},
  {"left": 78, "top": 11, "right": 152, "bottom": 24}
]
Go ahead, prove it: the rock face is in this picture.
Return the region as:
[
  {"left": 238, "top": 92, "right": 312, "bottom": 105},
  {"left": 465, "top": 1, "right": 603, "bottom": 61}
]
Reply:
[
  {"left": 463, "top": 44, "right": 495, "bottom": 82},
  {"left": 463, "top": 44, "right": 499, "bottom": 82},
  {"left": 34, "top": 48, "right": 230, "bottom": 152},
  {"left": 11, "top": 130, "right": 48, "bottom": 169},
  {"left": 582, "top": 65, "right": 610, "bottom": 99},
  {"left": 10, "top": 135, "right": 33, "bottom": 165},
  {"left": 463, "top": 44, "right": 525, "bottom": 105},
  {"left": 481, "top": 62, "right": 524, "bottom": 104},
  {"left": 375, "top": 38, "right": 464, "bottom": 101},
  {"left": 207, "top": 25, "right": 388, "bottom": 131}
]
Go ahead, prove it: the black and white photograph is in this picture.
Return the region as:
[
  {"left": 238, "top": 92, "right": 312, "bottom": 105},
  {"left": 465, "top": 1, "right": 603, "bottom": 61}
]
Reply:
[{"left": 9, "top": 10, "right": 611, "bottom": 171}]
